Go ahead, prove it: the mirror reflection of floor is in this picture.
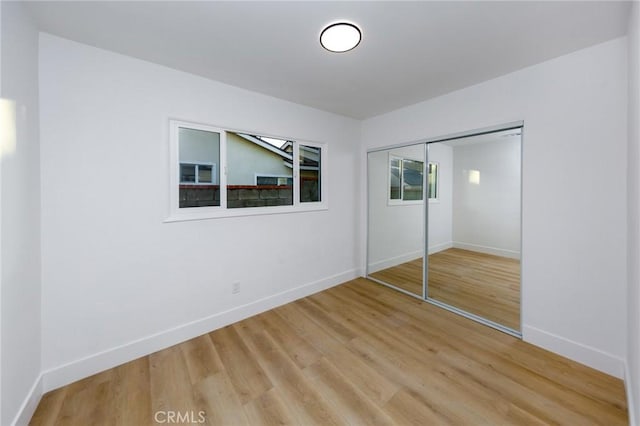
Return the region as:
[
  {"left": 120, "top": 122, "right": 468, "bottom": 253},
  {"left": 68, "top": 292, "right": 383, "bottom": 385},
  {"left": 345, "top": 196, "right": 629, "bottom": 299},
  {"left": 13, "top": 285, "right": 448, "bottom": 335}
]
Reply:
[
  {"left": 368, "top": 248, "right": 520, "bottom": 330},
  {"left": 368, "top": 258, "right": 423, "bottom": 296}
]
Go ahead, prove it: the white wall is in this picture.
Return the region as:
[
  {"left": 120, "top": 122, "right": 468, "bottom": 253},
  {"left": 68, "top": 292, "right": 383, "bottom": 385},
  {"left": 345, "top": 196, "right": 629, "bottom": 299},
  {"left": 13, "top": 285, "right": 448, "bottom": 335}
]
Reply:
[
  {"left": 427, "top": 143, "right": 453, "bottom": 254},
  {"left": 39, "top": 34, "right": 361, "bottom": 391},
  {"left": 1, "top": 2, "right": 42, "bottom": 425},
  {"left": 362, "top": 37, "right": 628, "bottom": 377},
  {"left": 451, "top": 138, "right": 521, "bottom": 258},
  {"left": 627, "top": 1, "right": 640, "bottom": 423}
]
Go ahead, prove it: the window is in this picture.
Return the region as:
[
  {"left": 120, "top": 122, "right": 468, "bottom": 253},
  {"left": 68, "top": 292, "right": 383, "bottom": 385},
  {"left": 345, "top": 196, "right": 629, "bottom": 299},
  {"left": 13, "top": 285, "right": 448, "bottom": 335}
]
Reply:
[
  {"left": 389, "top": 156, "right": 438, "bottom": 204},
  {"left": 168, "top": 121, "right": 327, "bottom": 220},
  {"left": 178, "top": 127, "right": 220, "bottom": 208},
  {"left": 300, "top": 145, "right": 321, "bottom": 202},
  {"left": 180, "top": 163, "right": 215, "bottom": 184},
  {"left": 226, "top": 132, "right": 293, "bottom": 209},
  {"left": 256, "top": 175, "right": 293, "bottom": 186}
]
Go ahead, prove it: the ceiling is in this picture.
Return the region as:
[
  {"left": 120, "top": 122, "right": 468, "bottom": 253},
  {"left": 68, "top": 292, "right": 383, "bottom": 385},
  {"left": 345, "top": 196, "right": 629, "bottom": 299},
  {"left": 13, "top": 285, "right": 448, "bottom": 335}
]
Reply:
[{"left": 26, "top": 1, "right": 631, "bottom": 119}]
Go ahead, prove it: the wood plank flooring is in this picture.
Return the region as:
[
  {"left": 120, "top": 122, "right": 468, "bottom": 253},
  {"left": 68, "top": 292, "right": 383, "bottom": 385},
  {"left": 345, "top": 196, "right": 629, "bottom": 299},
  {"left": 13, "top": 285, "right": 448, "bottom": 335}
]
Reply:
[
  {"left": 369, "top": 248, "right": 520, "bottom": 330},
  {"left": 430, "top": 248, "right": 520, "bottom": 330},
  {"left": 30, "top": 278, "right": 627, "bottom": 425}
]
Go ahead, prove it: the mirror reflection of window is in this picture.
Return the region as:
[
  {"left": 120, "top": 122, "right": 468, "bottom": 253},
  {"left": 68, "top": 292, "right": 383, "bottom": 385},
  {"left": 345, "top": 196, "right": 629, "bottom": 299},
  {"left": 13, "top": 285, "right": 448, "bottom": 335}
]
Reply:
[
  {"left": 428, "top": 162, "right": 438, "bottom": 199},
  {"left": 402, "top": 159, "right": 424, "bottom": 201},
  {"left": 388, "top": 155, "right": 425, "bottom": 203},
  {"left": 389, "top": 158, "right": 402, "bottom": 200}
]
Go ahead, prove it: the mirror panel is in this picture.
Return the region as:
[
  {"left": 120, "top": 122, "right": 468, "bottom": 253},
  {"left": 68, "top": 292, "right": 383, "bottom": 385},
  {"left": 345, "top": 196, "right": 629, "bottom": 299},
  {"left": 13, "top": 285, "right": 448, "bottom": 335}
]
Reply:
[
  {"left": 427, "top": 129, "right": 522, "bottom": 331},
  {"left": 367, "top": 144, "right": 425, "bottom": 297}
]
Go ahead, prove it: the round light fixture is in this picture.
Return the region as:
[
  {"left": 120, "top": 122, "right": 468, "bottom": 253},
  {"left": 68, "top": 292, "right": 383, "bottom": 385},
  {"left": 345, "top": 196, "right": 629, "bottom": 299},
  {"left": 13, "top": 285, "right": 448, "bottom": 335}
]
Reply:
[{"left": 320, "top": 22, "right": 361, "bottom": 53}]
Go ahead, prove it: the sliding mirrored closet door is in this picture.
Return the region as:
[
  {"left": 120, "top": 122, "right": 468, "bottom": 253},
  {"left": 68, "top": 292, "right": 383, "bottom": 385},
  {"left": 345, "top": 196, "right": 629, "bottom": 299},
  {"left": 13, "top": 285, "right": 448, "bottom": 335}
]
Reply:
[
  {"left": 426, "top": 129, "right": 522, "bottom": 332},
  {"left": 366, "top": 125, "right": 522, "bottom": 335},
  {"left": 367, "top": 144, "right": 426, "bottom": 298}
]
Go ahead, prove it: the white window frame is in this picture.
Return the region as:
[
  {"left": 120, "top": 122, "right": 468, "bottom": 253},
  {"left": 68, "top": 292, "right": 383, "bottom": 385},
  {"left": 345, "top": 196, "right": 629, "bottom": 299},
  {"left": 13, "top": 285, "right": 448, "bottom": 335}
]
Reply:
[{"left": 167, "top": 120, "right": 328, "bottom": 222}]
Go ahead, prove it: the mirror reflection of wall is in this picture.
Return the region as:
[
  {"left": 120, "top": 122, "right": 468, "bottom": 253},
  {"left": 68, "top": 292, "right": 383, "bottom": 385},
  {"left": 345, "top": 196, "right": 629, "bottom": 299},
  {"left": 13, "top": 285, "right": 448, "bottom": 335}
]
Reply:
[
  {"left": 427, "top": 129, "right": 522, "bottom": 331},
  {"left": 367, "top": 144, "right": 425, "bottom": 297},
  {"left": 427, "top": 143, "right": 453, "bottom": 255}
]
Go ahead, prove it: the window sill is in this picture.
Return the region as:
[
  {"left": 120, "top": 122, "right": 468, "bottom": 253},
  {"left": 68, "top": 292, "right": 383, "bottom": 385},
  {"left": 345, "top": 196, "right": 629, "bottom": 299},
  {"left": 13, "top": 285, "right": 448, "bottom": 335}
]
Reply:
[{"left": 164, "top": 202, "right": 328, "bottom": 223}]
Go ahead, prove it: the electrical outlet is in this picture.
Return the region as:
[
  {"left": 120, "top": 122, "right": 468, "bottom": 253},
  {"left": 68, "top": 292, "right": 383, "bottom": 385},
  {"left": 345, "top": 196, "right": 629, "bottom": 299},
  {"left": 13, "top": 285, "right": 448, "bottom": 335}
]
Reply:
[{"left": 232, "top": 282, "right": 241, "bottom": 294}]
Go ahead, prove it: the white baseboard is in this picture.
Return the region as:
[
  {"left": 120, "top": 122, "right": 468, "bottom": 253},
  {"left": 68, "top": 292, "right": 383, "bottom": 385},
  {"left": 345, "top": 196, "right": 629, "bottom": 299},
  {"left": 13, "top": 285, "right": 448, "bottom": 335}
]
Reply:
[
  {"left": 368, "top": 250, "right": 423, "bottom": 273},
  {"left": 11, "top": 374, "right": 43, "bottom": 426},
  {"left": 367, "top": 242, "right": 455, "bottom": 274},
  {"left": 452, "top": 241, "right": 520, "bottom": 259},
  {"left": 367, "top": 240, "right": 519, "bottom": 274},
  {"left": 522, "top": 325, "right": 624, "bottom": 378},
  {"left": 42, "top": 268, "right": 358, "bottom": 393},
  {"left": 625, "top": 361, "right": 638, "bottom": 426},
  {"left": 428, "top": 241, "right": 453, "bottom": 255}
]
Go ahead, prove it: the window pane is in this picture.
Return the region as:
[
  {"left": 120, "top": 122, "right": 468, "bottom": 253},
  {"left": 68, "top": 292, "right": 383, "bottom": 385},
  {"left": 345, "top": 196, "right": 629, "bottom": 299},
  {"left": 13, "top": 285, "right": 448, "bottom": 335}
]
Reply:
[
  {"left": 179, "top": 127, "right": 220, "bottom": 208},
  {"left": 300, "top": 145, "right": 321, "bottom": 202},
  {"left": 227, "top": 132, "right": 293, "bottom": 208},
  {"left": 389, "top": 158, "right": 401, "bottom": 200},
  {"left": 256, "top": 176, "right": 293, "bottom": 186},
  {"left": 402, "top": 159, "right": 423, "bottom": 201},
  {"left": 428, "top": 162, "right": 438, "bottom": 199},
  {"left": 277, "top": 177, "right": 292, "bottom": 186},
  {"left": 257, "top": 176, "right": 277, "bottom": 186},
  {"left": 198, "top": 165, "right": 213, "bottom": 183},
  {"left": 180, "top": 164, "right": 196, "bottom": 183}
]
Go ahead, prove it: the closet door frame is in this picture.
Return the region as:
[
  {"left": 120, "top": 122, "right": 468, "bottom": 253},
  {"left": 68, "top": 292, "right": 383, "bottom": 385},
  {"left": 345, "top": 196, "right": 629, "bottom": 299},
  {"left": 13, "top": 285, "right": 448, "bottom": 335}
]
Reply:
[{"left": 366, "top": 120, "right": 524, "bottom": 338}]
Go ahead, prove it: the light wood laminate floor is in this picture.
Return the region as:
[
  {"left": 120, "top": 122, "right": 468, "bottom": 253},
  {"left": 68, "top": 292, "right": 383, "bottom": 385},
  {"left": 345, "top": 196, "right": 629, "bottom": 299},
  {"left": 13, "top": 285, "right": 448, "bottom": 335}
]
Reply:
[
  {"left": 369, "top": 248, "right": 520, "bottom": 330},
  {"left": 31, "top": 278, "right": 626, "bottom": 425}
]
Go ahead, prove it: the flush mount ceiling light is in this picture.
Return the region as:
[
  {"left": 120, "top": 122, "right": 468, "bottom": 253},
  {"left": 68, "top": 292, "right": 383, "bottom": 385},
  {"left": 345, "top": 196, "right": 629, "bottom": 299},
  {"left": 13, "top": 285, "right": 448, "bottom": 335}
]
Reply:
[{"left": 320, "top": 22, "right": 361, "bottom": 53}]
